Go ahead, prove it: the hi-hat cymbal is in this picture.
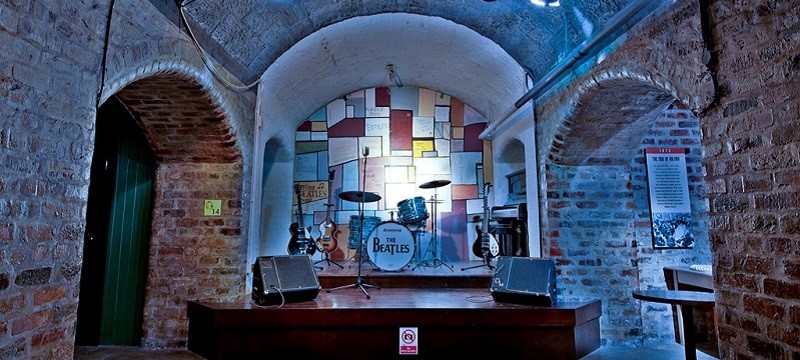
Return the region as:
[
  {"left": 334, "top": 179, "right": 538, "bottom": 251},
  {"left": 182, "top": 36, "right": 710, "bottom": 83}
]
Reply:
[
  {"left": 338, "top": 191, "right": 382, "bottom": 203},
  {"left": 419, "top": 179, "right": 451, "bottom": 189}
]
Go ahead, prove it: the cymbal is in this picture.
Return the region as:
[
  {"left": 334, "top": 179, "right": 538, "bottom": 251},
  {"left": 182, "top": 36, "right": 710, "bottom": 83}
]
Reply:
[
  {"left": 338, "top": 191, "right": 382, "bottom": 203},
  {"left": 419, "top": 179, "right": 451, "bottom": 189}
]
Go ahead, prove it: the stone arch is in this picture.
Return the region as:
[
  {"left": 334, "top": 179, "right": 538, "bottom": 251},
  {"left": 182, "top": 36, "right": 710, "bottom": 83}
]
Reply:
[
  {"left": 98, "top": 67, "right": 249, "bottom": 347},
  {"left": 496, "top": 138, "right": 526, "bottom": 164},
  {"left": 105, "top": 61, "right": 242, "bottom": 163},
  {"left": 538, "top": 71, "right": 709, "bottom": 346},
  {"left": 547, "top": 73, "right": 677, "bottom": 166}
]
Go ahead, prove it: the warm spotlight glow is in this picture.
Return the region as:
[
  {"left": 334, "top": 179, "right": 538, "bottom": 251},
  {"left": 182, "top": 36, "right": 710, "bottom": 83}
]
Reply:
[{"left": 531, "top": 0, "right": 560, "bottom": 6}]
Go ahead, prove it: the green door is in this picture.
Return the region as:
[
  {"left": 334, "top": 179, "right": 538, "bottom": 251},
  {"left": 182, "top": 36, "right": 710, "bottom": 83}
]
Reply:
[
  {"left": 98, "top": 121, "right": 155, "bottom": 345},
  {"left": 76, "top": 97, "right": 155, "bottom": 345}
]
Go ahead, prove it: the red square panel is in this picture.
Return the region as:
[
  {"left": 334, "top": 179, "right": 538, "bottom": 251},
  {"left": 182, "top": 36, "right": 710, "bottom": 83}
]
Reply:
[
  {"left": 376, "top": 87, "right": 391, "bottom": 107},
  {"left": 328, "top": 118, "right": 365, "bottom": 137},
  {"left": 463, "top": 123, "right": 487, "bottom": 152},
  {"left": 390, "top": 110, "right": 413, "bottom": 150}
]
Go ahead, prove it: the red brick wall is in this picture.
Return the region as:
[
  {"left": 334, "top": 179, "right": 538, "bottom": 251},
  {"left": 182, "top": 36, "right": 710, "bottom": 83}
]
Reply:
[
  {"left": 142, "top": 163, "right": 246, "bottom": 348},
  {"left": 545, "top": 101, "right": 708, "bottom": 346},
  {"left": 703, "top": 1, "right": 800, "bottom": 358},
  {"left": 0, "top": 0, "right": 106, "bottom": 358}
]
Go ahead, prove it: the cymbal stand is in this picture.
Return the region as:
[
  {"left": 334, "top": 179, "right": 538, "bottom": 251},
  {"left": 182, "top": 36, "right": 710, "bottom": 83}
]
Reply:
[
  {"left": 413, "top": 188, "right": 453, "bottom": 272},
  {"left": 326, "top": 148, "right": 380, "bottom": 299}
]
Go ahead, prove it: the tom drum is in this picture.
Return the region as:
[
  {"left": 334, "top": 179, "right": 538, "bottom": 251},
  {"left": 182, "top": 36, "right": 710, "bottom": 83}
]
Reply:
[
  {"left": 396, "top": 196, "right": 429, "bottom": 225},
  {"left": 348, "top": 215, "right": 381, "bottom": 250}
]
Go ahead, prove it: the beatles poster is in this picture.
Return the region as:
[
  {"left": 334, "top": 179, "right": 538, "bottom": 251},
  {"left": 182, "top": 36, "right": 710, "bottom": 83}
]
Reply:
[{"left": 645, "top": 148, "right": 694, "bottom": 249}]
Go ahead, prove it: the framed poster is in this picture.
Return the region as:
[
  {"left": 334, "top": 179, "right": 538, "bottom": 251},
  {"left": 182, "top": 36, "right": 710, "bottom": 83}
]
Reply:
[{"left": 645, "top": 148, "right": 694, "bottom": 249}]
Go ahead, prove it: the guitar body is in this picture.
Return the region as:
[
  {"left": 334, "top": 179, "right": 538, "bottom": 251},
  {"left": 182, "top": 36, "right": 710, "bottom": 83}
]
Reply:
[
  {"left": 315, "top": 170, "right": 339, "bottom": 254},
  {"left": 472, "top": 225, "right": 500, "bottom": 258},
  {"left": 316, "top": 220, "right": 339, "bottom": 253},
  {"left": 471, "top": 182, "right": 499, "bottom": 260},
  {"left": 288, "top": 223, "right": 314, "bottom": 255},
  {"left": 288, "top": 183, "right": 316, "bottom": 256}
]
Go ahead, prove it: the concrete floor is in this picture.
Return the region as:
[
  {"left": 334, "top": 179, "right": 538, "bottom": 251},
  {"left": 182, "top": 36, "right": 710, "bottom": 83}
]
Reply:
[{"left": 74, "top": 343, "right": 719, "bottom": 359}]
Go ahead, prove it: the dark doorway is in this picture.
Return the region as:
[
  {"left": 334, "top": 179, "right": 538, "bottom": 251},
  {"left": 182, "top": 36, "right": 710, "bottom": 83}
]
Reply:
[{"left": 75, "top": 96, "right": 156, "bottom": 345}]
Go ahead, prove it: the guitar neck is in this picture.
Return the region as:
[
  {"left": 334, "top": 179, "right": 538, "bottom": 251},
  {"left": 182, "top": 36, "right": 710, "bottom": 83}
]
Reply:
[
  {"left": 294, "top": 185, "right": 307, "bottom": 233},
  {"left": 482, "top": 183, "right": 491, "bottom": 242}
]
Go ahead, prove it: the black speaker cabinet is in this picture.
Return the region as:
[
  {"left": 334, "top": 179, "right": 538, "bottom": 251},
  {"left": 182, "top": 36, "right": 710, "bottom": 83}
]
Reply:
[
  {"left": 252, "top": 255, "right": 321, "bottom": 306},
  {"left": 490, "top": 256, "right": 557, "bottom": 306}
]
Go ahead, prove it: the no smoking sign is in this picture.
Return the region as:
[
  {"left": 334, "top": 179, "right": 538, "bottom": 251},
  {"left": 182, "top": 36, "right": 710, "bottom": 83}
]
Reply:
[{"left": 399, "top": 327, "right": 418, "bottom": 355}]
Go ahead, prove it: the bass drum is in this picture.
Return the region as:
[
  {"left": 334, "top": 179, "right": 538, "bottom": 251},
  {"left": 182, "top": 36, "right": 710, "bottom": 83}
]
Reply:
[{"left": 366, "top": 221, "right": 415, "bottom": 272}]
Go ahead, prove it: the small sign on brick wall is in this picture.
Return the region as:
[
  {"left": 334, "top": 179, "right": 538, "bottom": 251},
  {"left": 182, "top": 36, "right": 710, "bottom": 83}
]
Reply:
[
  {"left": 645, "top": 148, "right": 694, "bottom": 249},
  {"left": 204, "top": 199, "right": 222, "bottom": 216}
]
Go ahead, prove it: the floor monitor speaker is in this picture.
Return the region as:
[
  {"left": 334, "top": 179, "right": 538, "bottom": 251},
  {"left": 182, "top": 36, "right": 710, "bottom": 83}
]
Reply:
[
  {"left": 490, "top": 256, "right": 557, "bottom": 306},
  {"left": 252, "top": 255, "right": 321, "bottom": 306}
]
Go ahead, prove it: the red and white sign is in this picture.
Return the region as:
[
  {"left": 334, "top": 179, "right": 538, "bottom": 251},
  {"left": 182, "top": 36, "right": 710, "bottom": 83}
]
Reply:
[{"left": 399, "top": 327, "right": 418, "bottom": 355}]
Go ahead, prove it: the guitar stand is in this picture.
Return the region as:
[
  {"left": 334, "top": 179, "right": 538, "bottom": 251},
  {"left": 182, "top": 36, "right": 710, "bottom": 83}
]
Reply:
[
  {"left": 461, "top": 255, "right": 494, "bottom": 271},
  {"left": 314, "top": 251, "right": 343, "bottom": 269}
]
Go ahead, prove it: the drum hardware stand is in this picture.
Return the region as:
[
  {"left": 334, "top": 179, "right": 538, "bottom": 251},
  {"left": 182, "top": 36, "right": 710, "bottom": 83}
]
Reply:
[
  {"left": 326, "top": 147, "right": 380, "bottom": 299},
  {"left": 413, "top": 180, "right": 453, "bottom": 272}
]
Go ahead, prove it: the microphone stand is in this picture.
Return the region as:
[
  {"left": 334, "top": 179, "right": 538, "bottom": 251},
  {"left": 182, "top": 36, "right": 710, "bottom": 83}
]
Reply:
[{"left": 326, "top": 147, "right": 380, "bottom": 299}]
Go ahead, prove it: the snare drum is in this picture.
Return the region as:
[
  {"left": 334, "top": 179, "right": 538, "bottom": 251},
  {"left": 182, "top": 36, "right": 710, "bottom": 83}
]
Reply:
[
  {"left": 348, "top": 215, "right": 381, "bottom": 250},
  {"left": 367, "top": 221, "right": 415, "bottom": 271},
  {"left": 397, "top": 196, "right": 429, "bottom": 225}
]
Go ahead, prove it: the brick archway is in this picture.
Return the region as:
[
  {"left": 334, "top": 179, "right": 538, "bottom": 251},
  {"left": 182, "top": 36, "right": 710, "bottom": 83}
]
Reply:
[
  {"left": 547, "top": 76, "right": 675, "bottom": 166},
  {"left": 109, "top": 72, "right": 248, "bottom": 348}
]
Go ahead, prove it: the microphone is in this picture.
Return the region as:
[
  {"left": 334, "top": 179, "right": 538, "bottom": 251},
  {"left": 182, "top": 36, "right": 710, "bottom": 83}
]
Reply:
[{"left": 363, "top": 146, "right": 370, "bottom": 157}]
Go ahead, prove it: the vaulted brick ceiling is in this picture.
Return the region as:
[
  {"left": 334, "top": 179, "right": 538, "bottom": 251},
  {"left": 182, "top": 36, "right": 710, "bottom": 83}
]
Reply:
[
  {"left": 173, "top": 0, "right": 661, "bottom": 125},
  {"left": 180, "top": 0, "right": 650, "bottom": 82}
]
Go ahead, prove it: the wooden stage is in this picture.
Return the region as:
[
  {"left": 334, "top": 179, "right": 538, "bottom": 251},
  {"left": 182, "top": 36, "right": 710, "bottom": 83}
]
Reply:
[{"left": 187, "top": 259, "right": 602, "bottom": 359}]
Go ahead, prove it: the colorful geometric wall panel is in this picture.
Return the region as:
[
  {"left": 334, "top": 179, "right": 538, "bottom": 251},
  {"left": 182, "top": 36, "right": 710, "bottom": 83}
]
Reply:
[
  {"left": 391, "top": 86, "right": 420, "bottom": 113},
  {"left": 326, "top": 98, "right": 346, "bottom": 127},
  {"left": 412, "top": 140, "right": 434, "bottom": 158},
  {"left": 463, "top": 123, "right": 486, "bottom": 152},
  {"left": 390, "top": 110, "right": 413, "bottom": 150},
  {"left": 375, "top": 87, "right": 391, "bottom": 107},
  {"left": 418, "top": 88, "right": 436, "bottom": 117},
  {"left": 328, "top": 118, "right": 365, "bottom": 137},
  {"left": 293, "top": 86, "right": 489, "bottom": 263},
  {"left": 412, "top": 116, "right": 435, "bottom": 138},
  {"left": 450, "top": 97, "right": 465, "bottom": 127}
]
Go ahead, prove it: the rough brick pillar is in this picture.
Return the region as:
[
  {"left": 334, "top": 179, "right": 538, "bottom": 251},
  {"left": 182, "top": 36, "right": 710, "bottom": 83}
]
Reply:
[
  {"left": 703, "top": 1, "right": 800, "bottom": 358},
  {"left": 546, "top": 162, "right": 641, "bottom": 346},
  {"left": 142, "top": 162, "right": 246, "bottom": 348}
]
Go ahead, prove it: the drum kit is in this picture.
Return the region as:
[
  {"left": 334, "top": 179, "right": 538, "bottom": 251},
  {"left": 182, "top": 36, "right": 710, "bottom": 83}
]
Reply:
[
  {"left": 326, "top": 178, "right": 453, "bottom": 299},
  {"left": 336, "top": 179, "right": 452, "bottom": 272}
]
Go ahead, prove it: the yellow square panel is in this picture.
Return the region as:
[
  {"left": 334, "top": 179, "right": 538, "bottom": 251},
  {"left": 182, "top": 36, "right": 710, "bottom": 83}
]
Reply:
[
  {"left": 452, "top": 127, "right": 464, "bottom": 139},
  {"left": 413, "top": 140, "right": 434, "bottom": 158},
  {"left": 311, "top": 121, "right": 328, "bottom": 132}
]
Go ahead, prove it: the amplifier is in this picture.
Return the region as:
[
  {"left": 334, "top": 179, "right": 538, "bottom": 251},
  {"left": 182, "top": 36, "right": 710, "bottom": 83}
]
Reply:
[
  {"left": 490, "top": 256, "right": 557, "bottom": 307},
  {"left": 252, "top": 255, "right": 321, "bottom": 306}
]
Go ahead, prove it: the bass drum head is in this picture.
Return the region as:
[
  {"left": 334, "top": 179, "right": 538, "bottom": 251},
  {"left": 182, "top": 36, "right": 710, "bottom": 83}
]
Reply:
[{"left": 366, "top": 221, "right": 415, "bottom": 272}]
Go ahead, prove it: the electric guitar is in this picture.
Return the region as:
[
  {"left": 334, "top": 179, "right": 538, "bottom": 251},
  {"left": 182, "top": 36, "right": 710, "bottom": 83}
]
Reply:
[
  {"left": 316, "top": 170, "right": 339, "bottom": 253},
  {"left": 288, "top": 183, "right": 315, "bottom": 256},
  {"left": 472, "top": 182, "right": 500, "bottom": 259}
]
